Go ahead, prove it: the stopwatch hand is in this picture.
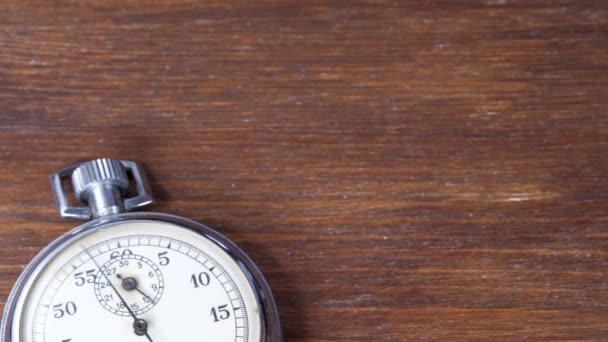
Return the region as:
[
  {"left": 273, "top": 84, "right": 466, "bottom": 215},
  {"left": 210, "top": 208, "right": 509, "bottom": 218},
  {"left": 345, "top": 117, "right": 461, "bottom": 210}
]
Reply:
[
  {"left": 135, "top": 287, "right": 156, "bottom": 303},
  {"left": 83, "top": 247, "right": 156, "bottom": 342},
  {"left": 116, "top": 273, "right": 157, "bottom": 304}
]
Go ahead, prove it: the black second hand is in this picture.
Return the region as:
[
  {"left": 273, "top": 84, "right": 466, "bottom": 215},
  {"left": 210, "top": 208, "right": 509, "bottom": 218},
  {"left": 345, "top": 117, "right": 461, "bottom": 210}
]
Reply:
[{"left": 83, "top": 247, "right": 155, "bottom": 342}]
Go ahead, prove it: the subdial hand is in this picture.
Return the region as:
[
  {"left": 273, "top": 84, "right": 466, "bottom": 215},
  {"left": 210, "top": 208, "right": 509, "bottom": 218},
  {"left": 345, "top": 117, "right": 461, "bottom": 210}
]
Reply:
[
  {"left": 83, "top": 248, "right": 156, "bottom": 342},
  {"left": 117, "top": 274, "right": 157, "bottom": 304}
]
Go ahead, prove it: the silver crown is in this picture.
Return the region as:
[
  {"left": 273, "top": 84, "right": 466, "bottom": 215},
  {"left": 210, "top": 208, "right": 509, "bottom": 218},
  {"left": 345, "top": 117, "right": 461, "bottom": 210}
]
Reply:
[
  {"left": 72, "top": 158, "right": 129, "bottom": 201},
  {"left": 51, "top": 158, "right": 153, "bottom": 220}
]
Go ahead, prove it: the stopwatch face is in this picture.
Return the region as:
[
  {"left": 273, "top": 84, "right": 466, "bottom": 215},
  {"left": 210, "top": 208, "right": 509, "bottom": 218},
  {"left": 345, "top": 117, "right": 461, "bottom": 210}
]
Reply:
[{"left": 6, "top": 216, "right": 266, "bottom": 342}]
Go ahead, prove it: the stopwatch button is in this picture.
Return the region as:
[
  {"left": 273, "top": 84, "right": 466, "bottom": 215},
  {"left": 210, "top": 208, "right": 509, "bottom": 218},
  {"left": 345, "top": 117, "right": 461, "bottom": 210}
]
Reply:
[{"left": 71, "top": 158, "right": 129, "bottom": 200}]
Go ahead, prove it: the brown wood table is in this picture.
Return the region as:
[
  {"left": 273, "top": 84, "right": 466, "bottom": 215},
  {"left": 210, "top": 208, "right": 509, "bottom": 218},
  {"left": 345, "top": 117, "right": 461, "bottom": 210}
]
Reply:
[{"left": 0, "top": 1, "right": 607, "bottom": 341}]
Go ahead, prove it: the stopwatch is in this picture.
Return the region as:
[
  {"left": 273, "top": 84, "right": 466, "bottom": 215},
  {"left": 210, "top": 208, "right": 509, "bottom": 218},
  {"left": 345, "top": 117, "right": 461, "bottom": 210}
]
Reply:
[{"left": 0, "top": 158, "right": 281, "bottom": 342}]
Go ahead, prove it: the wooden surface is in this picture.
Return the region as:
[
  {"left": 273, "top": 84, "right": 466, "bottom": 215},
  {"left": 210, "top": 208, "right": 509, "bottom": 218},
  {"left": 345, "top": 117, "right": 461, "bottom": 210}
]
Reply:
[{"left": 1, "top": 1, "right": 607, "bottom": 340}]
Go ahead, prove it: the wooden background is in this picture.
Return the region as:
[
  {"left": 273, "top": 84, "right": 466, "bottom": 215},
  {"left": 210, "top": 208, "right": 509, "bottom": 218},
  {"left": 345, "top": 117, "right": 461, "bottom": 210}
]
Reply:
[{"left": 0, "top": 0, "right": 607, "bottom": 340}]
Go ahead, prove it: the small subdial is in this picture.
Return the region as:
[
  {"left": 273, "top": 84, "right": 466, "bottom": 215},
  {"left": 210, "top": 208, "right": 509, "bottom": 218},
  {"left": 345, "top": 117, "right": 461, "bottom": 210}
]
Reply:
[{"left": 94, "top": 253, "right": 164, "bottom": 316}]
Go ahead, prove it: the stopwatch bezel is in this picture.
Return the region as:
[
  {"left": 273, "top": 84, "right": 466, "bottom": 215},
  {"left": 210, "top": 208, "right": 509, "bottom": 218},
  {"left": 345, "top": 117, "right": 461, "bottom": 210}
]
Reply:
[{"left": 0, "top": 212, "right": 282, "bottom": 342}]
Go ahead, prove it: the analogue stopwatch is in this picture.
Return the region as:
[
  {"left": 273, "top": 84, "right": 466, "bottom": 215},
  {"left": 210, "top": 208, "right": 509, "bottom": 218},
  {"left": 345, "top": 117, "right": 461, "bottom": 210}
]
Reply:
[{"left": 0, "top": 158, "right": 281, "bottom": 342}]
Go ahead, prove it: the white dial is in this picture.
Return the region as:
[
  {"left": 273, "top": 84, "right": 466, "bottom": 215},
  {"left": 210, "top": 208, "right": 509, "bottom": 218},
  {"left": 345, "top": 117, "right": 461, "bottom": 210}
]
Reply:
[{"left": 11, "top": 220, "right": 262, "bottom": 342}]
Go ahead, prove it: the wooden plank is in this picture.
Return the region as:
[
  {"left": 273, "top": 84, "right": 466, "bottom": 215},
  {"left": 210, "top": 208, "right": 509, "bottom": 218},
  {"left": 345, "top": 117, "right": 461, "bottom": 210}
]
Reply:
[{"left": 0, "top": 1, "right": 607, "bottom": 340}]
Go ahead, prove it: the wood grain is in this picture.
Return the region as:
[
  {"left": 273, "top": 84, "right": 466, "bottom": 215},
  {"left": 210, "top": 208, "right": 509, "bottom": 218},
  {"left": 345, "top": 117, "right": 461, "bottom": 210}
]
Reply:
[{"left": 1, "top": 0, "right": 607, "bottom": 340}]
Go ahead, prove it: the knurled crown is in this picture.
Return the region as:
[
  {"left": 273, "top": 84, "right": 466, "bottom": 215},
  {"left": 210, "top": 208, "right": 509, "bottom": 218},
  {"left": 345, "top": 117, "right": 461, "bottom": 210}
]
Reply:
[{"left": 71, "top": 158, "right": 129, "bottom": 201}]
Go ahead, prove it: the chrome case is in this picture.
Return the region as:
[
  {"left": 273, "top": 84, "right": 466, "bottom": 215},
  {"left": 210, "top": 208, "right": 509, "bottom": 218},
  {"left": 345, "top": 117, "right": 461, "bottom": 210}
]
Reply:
[{"left": 0, "top": 212, "right": 282, "bottom": 342}]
